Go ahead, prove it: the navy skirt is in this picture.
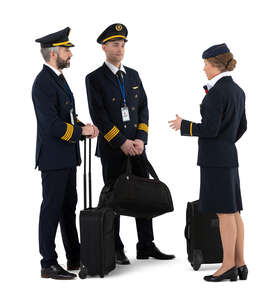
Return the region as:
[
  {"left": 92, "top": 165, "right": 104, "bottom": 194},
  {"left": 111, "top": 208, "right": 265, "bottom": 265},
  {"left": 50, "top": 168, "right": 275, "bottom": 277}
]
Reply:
[{"left": 199, "top": 167, "right": 243, "bottom": 214}]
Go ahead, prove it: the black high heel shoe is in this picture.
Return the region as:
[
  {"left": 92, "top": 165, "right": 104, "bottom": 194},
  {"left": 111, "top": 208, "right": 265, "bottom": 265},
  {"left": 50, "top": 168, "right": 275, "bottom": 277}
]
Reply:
[
  {"left": 204, "top": 266, "right": 238, "bottom": 282},
  {"left": 237, "top": 265, "right": 248, "bottom": 280}
]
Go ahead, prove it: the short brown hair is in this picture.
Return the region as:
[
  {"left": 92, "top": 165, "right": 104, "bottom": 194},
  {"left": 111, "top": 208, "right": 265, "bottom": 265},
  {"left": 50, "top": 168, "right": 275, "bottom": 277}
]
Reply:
[{"left": 207, "top": 52, "right": 237, "bottom": 72}]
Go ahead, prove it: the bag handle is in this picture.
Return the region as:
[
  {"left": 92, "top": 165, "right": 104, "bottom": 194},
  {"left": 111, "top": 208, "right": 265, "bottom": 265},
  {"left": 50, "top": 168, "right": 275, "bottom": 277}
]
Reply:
[
  {"left": 125, "top": 156, "right": 133, "bottom": 175},
  {"left": 124, "top": 154, "right": 159, "bottom": 180},
  {"left": 141, "top": 155, "right": 159, "bottom": 180}
]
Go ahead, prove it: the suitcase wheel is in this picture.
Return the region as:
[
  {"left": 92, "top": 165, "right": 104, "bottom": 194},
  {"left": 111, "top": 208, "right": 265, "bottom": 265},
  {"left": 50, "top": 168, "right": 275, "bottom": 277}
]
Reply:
[
  {"left": 192, "top": 249, "right": 203, "bottom": 271},
  {"left": 79, "top": 264, "right": 88, "bottom": 279},
  {"left": 79, "top": 271, "right": 87, "bottom": 279}
]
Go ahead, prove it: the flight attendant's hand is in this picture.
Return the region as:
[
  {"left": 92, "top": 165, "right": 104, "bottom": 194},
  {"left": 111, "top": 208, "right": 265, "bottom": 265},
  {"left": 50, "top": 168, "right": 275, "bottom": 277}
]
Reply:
[{"left": 168, "top": 114, "right": 183, "bottom": 131}]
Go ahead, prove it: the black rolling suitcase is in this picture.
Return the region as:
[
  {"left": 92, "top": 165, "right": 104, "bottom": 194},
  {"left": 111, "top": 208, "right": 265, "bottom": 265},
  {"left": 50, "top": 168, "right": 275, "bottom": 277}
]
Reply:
[
  {"left": 185, "top": 200, "right": 223, "bottom": 270},
  {"left": 79, "top": 138, "right": 116, "bottom": 279}
]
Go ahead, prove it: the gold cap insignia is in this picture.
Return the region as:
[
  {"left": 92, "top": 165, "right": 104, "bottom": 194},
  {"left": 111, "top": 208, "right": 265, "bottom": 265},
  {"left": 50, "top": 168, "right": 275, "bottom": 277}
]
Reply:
[{"left": 116, "top": 24, "right": 122, "bottom": 31}]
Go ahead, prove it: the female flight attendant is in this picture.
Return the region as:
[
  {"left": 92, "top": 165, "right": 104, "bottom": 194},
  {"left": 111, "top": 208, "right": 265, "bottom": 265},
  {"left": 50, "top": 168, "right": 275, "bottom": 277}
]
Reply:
[{"left": 169, "top": 44, "right": 248, "bottom": 282}]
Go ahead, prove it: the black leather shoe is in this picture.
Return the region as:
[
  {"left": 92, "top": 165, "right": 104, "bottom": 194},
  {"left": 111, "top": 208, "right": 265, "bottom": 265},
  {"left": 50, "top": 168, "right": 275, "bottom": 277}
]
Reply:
[
  {"left": 238, "top": 265, "right": 248, "bottom": 280},
  {"left": 67, "top": 260, "right": 80, "bottom": 271},
  {"left": 115, "top": 250, "right": 130, "bottom": 265},
  {"left": 137, "top": 243, "right": 175, "bottom": 260},
  {"left": 41, "top": 264, "right": 77, "bottom": 280},
  {"left": 204, "top": 266, "right": 238, "bottom": 282}
]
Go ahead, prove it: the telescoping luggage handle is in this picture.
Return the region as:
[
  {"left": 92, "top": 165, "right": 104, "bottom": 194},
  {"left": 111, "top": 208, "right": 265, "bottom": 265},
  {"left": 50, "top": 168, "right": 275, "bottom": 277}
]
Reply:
[{"left": 83, "top": 138, "right": 93, "bottom": 210}]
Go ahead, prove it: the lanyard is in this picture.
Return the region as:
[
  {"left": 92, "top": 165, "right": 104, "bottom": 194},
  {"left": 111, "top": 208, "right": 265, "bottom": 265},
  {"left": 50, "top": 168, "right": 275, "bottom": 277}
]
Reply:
[{"left": 117, "top": 77, "right": 127, "bottom": 106}]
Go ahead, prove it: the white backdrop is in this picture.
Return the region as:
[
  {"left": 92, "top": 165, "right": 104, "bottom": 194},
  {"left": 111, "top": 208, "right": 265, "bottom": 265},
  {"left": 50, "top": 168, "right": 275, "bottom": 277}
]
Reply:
[{"left": 1, "top": 0, "right": 279, "bottom": 298}]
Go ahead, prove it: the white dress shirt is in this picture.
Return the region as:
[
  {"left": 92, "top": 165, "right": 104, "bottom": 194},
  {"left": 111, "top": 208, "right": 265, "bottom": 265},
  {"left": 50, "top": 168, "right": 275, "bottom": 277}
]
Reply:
[
  {"left": 105, "top": 61, "right": 126, "bottom": 75},
  {"left": 206, "top": 71, "right": 231, "bottom": 90},
  {"left": 44, "top": 63, "right": 61, "bottom": 76}
]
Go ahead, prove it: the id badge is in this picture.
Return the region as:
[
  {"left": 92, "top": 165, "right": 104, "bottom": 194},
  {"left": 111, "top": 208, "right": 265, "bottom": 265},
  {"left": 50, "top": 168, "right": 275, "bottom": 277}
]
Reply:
[
  {"left": 70, "top": 108, "right": 75, "bottom": 125},
  {"left": 121, "top": 105, "right": 130, "bottom": 122}
]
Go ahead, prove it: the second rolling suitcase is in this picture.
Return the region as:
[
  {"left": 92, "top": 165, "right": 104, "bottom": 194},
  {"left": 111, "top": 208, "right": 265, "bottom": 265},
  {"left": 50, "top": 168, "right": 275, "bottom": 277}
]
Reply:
[
  {"left": 185, "top": 200, "right": 223, "bottom": 271},
  {"left": 79, "top": 138, "right": 116, "bottom": 279}
]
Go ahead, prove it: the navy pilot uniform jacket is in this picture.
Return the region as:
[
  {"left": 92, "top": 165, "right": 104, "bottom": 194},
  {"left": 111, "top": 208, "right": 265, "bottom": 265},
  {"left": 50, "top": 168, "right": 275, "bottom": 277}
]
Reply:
[
  {"left": 85, "top": 63, "right": 148, "bottom": 162},
  {"left": 32, "top": 64, "right": 84, "bottom": 170}
]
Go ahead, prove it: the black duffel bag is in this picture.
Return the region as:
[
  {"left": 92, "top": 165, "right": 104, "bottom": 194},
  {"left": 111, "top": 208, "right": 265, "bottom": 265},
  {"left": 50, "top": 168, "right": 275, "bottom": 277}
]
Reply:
[{"left": 98, "top": 155, "right": 174, "bottom": 218}]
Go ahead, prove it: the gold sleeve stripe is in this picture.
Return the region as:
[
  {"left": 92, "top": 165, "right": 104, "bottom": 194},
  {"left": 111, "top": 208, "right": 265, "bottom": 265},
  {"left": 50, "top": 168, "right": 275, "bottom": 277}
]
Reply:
[
  {"left": 137, "top": 123, "right": 148, "bottom": 133},
  {"left": 104, "top": 126, "right": 119, "bottom": 142},
  {"left": 106, "top": 127, "right": 119, "bottom": 142},
  {"left": 190, "top": 122, "right": 193, "bottom": 136},
  {"left": 104, "top": 126, "right": 120, "bottom": 142},
  {"left": 62, "top": 123, "right": 73, "bottom": 141},
  {"left": 61, "top": 123, "right": 74, "bottom": 141}
]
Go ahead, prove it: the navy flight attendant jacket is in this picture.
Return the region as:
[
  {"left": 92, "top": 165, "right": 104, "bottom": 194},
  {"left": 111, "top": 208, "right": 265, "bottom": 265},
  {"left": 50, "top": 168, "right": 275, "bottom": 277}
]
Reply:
[{"left": 181, "top": 76, "right": 247, "bottom": 167}]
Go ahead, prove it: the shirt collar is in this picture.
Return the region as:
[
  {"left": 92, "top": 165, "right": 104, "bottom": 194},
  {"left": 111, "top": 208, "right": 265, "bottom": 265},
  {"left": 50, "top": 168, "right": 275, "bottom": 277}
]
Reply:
[
  {"left": 206, "top": 71, "right": 231, "bottom": 90},
  {"left": 44, "top": 63, "right": 61, "bottom": 76},
  {"left": 105, "top": 61, "right": 126, "bottom": 75}
]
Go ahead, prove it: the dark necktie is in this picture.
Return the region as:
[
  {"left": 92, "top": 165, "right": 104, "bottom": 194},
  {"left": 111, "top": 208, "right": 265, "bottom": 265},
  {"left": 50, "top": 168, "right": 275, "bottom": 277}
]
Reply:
[
  {"left": 59, "top": 73, "right": 68, "bottom": 86},
  {"left": 116, "top": 70, "right": 124, "bottom": 85},
  {"left": 59, "top": 74, "right": 73, "bottom": 102}
]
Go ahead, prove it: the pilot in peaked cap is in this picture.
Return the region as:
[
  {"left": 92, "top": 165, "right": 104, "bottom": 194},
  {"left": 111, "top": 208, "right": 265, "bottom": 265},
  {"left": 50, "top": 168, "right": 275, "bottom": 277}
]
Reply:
[
  {"left": 35, "top": 27, "right": 75, "bottom": 48},
  {"left": 97, "top": 23, "right": 128, "bottom": 44}
]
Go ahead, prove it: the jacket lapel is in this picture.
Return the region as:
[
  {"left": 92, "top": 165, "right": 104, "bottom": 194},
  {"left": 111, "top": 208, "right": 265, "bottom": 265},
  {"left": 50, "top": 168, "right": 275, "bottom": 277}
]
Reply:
[
  {"left": 123, "top": 66, "right": 132, "bottom": 99},
  {"left": 102, "top": 63, "right": 119, "bottom": 88},
  {"left": 43, "top": 65, "right": 71, "bottom": 97}
]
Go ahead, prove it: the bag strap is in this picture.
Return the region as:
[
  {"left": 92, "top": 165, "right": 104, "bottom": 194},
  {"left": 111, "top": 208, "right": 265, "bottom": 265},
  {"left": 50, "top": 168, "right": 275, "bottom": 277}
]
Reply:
[
  {"left": 141, "top": 155, "right": 159, "bottom": 180},
  {"left": 124, "top": 155, "right": 159, "bottom": 180}
]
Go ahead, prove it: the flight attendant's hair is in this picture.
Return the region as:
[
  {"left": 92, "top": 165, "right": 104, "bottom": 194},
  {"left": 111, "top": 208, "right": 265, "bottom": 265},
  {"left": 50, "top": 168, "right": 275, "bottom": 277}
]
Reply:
[{"left": 207, "top": 52, "right": 237, "bottom": 72}]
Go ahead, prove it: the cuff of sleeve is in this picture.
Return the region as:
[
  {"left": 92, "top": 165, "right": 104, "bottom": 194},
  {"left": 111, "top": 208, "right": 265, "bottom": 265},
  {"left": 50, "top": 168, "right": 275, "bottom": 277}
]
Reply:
[
  {"left": 77, "top": 118, "right": 85, "bottom": 127},
  {"left": 136, "top": 123, "right": 148, "bottom": 144},
  {"left": 136, "top": 130, "right": 148, "bottom": 145},
  {"left": 103, "top": 126, "right": 127, "bottom": 148},
  {"left": 60, "top": 123, "right": 82, "bottom": 143},
  {"left": 61, "top": 123, "right": 75, "bottom": 142},
  {"left": 71, "top": 125, "right": 82, "bottom": 142},
  {"left": 180, "top": 120, "right": 193, "bottom": 136}
]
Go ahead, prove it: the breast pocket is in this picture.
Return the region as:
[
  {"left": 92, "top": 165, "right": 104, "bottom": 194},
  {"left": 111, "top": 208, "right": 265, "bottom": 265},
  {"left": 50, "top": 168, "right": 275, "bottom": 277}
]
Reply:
[{"left": 127, "top": 84, "right": 141, "bottom": 105}]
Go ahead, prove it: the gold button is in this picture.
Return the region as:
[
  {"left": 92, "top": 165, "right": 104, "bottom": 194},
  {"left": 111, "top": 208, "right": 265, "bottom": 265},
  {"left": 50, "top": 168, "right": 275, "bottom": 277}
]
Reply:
[
  {"left": 134, "top": 94, "right": 138, "bottom": 99},
  {"left": 112, "top": 97, "right": 116, "bottom": 102},
  {"left": 131, "top": 106, "right": 135, "bottom": 111},
  {"left": 134, "top": 124, "right": 137, "bottom": 128}
]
